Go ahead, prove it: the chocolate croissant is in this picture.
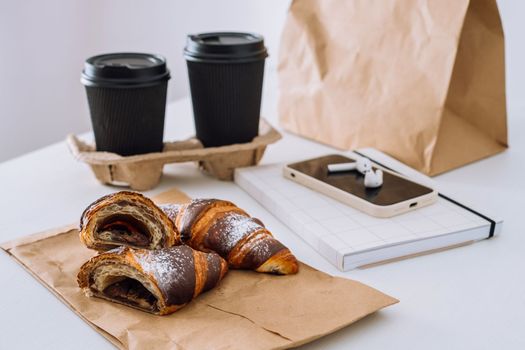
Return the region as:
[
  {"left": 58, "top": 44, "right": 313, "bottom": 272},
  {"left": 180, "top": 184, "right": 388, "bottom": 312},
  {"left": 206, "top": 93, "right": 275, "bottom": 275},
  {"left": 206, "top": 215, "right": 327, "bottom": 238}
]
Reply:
[
  {"left": 160, "top": 199, "right": 299, "bottom": 275},
  {"left": 80, "top": 191, "right": 180, "bottom": 251},
  {"left": 80, "top": 191, "right": 299, "bottom": 275},
  {"left": 77, "top": 245, "right": 228, "bottom": 315}
]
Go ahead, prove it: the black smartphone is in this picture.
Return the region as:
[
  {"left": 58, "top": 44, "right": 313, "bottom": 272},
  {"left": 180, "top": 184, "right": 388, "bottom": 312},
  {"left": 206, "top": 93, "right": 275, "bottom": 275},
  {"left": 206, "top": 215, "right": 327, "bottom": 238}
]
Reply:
[{"left": 283, "top": 154, "right": 437, "bottom": 217}]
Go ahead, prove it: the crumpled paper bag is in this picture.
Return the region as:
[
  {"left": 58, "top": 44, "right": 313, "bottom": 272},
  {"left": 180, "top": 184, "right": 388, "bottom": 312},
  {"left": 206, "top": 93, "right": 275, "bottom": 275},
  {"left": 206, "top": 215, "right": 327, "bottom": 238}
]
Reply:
[
  {"left": 278, "top": 0, "right": 507, "bottom": 175},
  {"left": 1, "top": 188, "right": 398, "bottom": 349}
]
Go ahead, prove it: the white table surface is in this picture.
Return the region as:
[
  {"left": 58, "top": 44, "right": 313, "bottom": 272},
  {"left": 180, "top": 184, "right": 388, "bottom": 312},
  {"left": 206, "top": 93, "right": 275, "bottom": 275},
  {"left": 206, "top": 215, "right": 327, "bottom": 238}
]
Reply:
[{"left": 1, "top": 85, "right": 524, "bottom": 349}]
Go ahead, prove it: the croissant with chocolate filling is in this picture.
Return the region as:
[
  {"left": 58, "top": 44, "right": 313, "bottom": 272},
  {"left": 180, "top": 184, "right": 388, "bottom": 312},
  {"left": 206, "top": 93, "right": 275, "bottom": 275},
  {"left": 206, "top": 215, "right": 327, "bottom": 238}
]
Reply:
[
  {"left": 80, "top": 191, "right": 299, "bottom": 275},
  {"left": 80, "top": 191, "right": 180, "bottom": 251},
  {"left": 160, "top": 199, "right": 299, "bottom": 275},
  {"left": 77, "top": 245, "right": 228, "bottom": 315}
]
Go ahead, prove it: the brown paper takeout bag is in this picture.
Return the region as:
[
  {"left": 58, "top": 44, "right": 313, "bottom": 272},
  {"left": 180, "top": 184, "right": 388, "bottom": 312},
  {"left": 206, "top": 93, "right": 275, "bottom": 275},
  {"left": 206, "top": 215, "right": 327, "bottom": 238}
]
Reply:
[
  {"left": 1, "top": 188, "right": 397, "bottom": 350},
  {"left": 278, "top": 0, "right": 507, "bottom": 175}
]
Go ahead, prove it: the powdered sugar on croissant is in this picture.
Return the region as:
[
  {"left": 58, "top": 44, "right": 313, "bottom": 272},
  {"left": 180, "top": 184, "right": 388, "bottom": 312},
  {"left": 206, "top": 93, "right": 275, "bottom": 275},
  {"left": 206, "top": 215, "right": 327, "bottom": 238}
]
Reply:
[
  {"left": 160, "top": 199, "right": 299, "bottom": 275},
  {"left": 77, "top": 245, "right": 228, "bottom": 315}
]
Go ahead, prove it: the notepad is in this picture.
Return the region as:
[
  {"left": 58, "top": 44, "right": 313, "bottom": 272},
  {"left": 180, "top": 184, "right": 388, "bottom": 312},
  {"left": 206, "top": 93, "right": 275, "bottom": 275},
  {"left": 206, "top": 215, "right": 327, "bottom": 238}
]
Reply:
[{"left": 234, "top": 149, "right": 502, "bottom": 271}]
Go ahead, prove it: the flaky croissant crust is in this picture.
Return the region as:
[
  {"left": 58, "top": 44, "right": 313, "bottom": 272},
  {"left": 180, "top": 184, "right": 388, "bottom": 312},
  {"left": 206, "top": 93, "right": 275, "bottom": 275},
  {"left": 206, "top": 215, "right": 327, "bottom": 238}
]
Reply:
[
  {"left": 79, "top": 191, "right": 299, "bottom": 275},
  {"left": 80, "top": 191, "right": 180, "bottom": 251},
  {"left": 161, "top": 199, "right": 299, "bottom": 275},
  {"left": 77, "top": 245, "right": 228, "bottom": 315}
]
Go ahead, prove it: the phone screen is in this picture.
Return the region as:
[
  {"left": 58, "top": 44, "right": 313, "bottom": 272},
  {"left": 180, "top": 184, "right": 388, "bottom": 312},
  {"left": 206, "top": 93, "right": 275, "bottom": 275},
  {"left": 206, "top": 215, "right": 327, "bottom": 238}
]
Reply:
[{"left": 287, "top": 154, "right": 433, "bottom": 206}]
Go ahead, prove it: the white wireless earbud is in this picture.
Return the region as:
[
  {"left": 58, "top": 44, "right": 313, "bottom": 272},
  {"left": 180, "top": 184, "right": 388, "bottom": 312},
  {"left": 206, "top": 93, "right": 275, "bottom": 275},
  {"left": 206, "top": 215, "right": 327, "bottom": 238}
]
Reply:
[
  {"left": 355, "top": 157, "right": 372, "bottom": 174},
  {"left": 327, "top": 156, "right": 372, "bottom": 174},
  {"left": 326, "top": 156, "right": 383, "bottom": 188},
  {"left": 327, "top": 162, "right": 357, "bottom": 172},
  {"left": 364, "top": 169, "right": 383, "bottom": 188}
]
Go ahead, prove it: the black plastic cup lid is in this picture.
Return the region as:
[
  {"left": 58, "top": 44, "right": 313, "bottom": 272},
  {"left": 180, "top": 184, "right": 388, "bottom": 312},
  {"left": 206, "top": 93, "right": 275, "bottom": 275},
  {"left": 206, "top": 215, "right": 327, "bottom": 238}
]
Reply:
[
  {"left": 81, "top": 53, "right": 170, "bottom": 88},
  {"left": 184, "top": 32, "right": 268, "bottom": 63}
]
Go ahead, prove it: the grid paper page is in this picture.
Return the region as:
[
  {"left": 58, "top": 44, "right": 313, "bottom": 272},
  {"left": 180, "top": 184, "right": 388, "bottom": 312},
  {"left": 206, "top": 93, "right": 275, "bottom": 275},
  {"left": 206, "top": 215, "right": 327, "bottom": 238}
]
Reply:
[{"left": 235, "top": 164, "right": 489, "bottom": 269}]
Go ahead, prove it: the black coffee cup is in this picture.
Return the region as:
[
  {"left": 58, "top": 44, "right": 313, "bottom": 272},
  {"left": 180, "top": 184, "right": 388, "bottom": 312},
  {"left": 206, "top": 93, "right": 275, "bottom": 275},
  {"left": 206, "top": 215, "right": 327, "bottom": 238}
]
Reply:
[
  {"left": 81, "top": 53, "right": 170, "bottom": 156},
  {"left": 184, "top": 32, "right": 268, "bottom": 147}
]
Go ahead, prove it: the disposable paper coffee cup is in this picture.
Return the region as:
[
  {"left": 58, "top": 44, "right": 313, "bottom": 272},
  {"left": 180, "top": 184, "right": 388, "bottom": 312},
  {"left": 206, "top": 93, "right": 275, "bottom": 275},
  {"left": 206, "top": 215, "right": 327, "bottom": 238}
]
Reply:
[
  {"left": 81, "top": 53, "right": 170, "bottom": 156},
  {"left": 184, "top": 32, "right": 268, "bottom": 147}
]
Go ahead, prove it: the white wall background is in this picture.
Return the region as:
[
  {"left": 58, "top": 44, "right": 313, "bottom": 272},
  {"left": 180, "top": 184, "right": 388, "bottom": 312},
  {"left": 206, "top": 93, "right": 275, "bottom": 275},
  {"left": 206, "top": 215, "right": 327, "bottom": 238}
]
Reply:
[{"left": 0, "top": 0, "right": 523, "bottom": 162}]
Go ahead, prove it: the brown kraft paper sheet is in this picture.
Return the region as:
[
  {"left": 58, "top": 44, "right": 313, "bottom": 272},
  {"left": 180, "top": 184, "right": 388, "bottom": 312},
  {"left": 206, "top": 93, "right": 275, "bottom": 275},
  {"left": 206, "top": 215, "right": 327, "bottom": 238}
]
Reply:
[{"left": 1, "top": 188, "right": 398, "bottom": 349}]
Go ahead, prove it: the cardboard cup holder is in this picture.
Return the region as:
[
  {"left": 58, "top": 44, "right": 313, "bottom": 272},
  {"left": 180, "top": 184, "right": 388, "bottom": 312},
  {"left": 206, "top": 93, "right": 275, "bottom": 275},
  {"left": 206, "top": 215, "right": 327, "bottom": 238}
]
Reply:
[{"left": 67, "top": 118, "right": 281, "bottom": 191}]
